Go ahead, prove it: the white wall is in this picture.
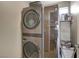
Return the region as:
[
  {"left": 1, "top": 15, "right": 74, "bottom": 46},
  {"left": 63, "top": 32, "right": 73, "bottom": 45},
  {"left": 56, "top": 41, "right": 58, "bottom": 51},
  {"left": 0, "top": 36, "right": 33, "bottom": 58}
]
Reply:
[
  {"left": 0, "top": 1, "right": 28, "bottom": 57},
  {"left": 71, "top": 1, "right": 79, "bottom": 58},
  {"left": 71, "top": 1, "right": 79, "bottom": 45}
]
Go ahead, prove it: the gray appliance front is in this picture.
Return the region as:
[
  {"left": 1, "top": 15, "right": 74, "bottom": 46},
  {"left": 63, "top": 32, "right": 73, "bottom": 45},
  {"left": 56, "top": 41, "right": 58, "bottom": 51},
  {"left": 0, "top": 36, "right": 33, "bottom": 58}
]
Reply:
[{"left": 21, "top": 2, "right": 43, "bottom": 58}]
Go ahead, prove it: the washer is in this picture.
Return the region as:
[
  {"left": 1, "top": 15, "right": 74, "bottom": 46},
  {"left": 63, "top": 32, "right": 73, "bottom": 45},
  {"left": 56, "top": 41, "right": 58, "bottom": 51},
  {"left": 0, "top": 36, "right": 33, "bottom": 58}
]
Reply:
[
  {"left": 22, "top": 36, "right": 41, "bottom": 58},
  {"left": 21, "top": 2, "right": 43, "bottom": 58}
]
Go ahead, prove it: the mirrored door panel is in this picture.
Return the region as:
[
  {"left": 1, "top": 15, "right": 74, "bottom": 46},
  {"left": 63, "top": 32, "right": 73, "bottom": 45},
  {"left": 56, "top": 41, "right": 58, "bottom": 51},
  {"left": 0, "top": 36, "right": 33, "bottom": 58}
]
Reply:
[{"left": 44, "top": 5, "right": 58, "bottom": 58}]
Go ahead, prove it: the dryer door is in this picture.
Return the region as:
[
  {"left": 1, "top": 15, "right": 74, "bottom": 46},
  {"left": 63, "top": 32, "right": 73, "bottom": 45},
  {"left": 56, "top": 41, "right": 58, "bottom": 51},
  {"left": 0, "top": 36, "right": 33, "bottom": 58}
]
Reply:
[{"left": 23, "top": 9, "right": 40, "bottom": 29}]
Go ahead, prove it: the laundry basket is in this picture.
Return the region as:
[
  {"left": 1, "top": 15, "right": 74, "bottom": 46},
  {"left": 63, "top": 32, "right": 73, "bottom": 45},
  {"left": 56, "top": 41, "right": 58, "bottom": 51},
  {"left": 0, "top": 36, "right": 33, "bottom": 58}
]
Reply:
[{"left": 61, "top": 46, "right": 75, "bottom": 58}]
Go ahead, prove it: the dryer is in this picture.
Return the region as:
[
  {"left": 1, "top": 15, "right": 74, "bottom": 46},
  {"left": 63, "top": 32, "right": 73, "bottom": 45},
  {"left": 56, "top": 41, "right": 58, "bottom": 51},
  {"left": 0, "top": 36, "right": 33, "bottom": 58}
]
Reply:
[{"left": 22, "top": 2, "right": 43, "bottom": 58}]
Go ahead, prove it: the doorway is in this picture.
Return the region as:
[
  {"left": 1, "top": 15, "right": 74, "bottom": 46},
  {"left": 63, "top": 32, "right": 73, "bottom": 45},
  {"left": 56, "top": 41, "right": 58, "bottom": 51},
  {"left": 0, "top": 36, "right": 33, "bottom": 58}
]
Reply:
[{"left": 44, "top": 5, "right": 58, "bottom": 58}]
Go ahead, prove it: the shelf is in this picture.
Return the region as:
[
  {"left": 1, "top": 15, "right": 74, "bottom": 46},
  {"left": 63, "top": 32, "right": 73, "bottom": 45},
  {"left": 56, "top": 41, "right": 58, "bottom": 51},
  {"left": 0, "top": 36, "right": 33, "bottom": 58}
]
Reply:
[{"left": 60, "top": 20, "right": 71, "bottom": 22}]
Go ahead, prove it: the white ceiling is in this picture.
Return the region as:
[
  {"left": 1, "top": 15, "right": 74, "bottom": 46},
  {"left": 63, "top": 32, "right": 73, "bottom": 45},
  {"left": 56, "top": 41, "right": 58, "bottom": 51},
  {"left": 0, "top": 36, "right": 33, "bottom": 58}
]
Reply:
[
  {"left": 41, "top": 1, "right": 61, "bottom": 6},
  {"left": 26, "top": 1, "right": 61, "bottom": 7}
]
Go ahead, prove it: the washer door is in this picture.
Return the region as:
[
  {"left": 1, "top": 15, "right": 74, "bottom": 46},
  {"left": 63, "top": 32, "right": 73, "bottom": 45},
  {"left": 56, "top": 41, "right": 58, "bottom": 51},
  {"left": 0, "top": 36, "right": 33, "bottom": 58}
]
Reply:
[
  {"left": 23, "top": 41, "right": 39, "bottom": 58},
  {"left": 23, "top": 9, "right": 40, "bottom": 29}
]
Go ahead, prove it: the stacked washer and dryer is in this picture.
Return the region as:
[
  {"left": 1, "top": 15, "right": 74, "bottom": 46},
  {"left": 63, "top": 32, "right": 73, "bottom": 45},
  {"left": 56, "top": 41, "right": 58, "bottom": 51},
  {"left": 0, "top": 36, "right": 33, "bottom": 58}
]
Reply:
[{"left": 21, "top": 2, "right": 44, "bottom": 58}]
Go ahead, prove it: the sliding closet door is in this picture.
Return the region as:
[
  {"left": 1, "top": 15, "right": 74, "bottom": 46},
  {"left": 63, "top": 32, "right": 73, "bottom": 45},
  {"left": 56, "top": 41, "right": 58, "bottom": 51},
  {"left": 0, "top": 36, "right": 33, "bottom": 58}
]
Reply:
[{"left": 44, "top": 5, "right": 58, "bottom": 58}]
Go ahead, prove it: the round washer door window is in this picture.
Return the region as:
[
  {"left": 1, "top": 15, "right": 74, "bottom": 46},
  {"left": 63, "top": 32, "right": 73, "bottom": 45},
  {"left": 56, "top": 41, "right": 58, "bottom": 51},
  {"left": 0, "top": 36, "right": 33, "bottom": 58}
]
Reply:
[
  {"left": 23, "top": 41, "right": 39, "bottom": 58},
  {"left": 23, "top": 9, "right": 40, "bottom": 29}
]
